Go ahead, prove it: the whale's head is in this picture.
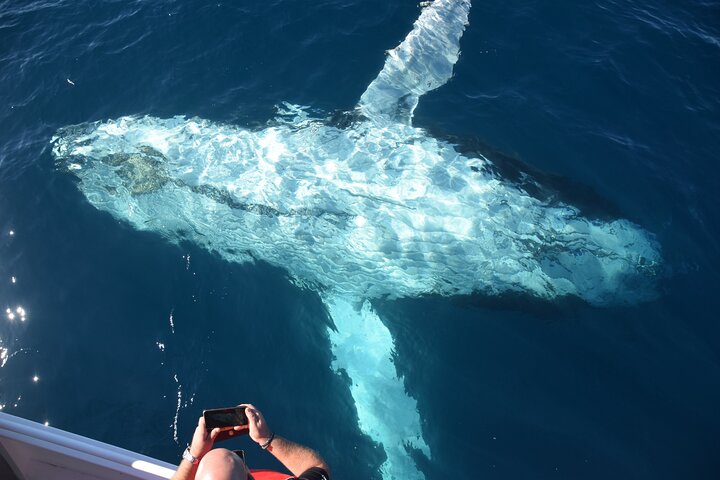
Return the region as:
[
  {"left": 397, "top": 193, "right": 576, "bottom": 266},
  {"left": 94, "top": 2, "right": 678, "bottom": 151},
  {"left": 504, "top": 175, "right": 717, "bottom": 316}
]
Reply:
[{"left": 52, "top": 119, "right": 175, "bottom": 202}]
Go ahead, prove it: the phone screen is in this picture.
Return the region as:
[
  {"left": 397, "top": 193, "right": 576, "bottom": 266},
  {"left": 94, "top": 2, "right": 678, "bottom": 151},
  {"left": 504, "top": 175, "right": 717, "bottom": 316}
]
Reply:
[{"left": 203, "top": 407, "right": 249, "bottom": 431}]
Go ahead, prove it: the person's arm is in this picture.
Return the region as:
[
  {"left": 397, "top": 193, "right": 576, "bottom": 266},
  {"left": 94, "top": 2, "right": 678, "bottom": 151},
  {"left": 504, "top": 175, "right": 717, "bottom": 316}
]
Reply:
[
  {"left": 171, "top": 417, "right": 219, "bottom": 480},
  {"left": 242, "top": 404, "right": 331, "bottom": 478}
]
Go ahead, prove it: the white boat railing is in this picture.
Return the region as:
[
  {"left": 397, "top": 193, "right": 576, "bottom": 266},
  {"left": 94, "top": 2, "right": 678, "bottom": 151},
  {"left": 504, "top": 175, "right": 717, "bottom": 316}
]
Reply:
[{"left": 0, "top": 412, "right": 176, "bottom": 480}]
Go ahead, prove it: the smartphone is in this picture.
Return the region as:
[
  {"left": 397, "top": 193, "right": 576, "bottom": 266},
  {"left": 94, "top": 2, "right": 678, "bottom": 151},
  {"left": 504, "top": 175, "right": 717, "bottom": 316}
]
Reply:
[{"left": 203, "top": 407, "right": 249, "bottom": 441}]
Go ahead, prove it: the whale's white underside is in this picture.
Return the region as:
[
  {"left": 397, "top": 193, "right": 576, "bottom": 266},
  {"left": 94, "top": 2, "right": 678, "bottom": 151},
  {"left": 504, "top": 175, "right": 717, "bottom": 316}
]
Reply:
[{"left": 52, "top": 107, "right": 659, "bottom": 306}]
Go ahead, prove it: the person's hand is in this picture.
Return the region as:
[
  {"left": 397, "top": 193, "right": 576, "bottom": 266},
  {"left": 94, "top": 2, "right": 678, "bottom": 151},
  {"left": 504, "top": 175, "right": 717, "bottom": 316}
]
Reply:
[
  {"left": 188, "top": 416, "right": 219, "bottom": 459},
  {"left": 240, "top": 403, "right": 273, "bottom": 445}
]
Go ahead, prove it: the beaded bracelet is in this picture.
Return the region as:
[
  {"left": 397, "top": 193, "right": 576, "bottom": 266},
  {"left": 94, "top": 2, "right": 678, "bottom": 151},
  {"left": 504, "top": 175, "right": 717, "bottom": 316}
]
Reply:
[{"left": 260, "top": 432, "right": 275, "bottom": 450}]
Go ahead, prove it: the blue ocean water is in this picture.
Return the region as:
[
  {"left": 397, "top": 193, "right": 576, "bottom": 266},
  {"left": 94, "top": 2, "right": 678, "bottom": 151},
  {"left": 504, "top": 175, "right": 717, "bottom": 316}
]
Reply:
[{"left": 1, "top": 0, "right": 719, "bottom": 478}]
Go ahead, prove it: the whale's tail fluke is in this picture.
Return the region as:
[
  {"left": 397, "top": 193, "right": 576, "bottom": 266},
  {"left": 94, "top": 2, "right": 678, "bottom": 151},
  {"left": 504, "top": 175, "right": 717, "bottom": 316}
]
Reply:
[{"left": 357, "top": 0, "right": 472, "bottom": 125}]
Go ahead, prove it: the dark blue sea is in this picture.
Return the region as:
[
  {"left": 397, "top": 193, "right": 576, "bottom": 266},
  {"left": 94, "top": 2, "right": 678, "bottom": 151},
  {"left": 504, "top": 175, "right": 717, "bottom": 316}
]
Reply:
[{"left": 1, "top": 1, "right": 719, "bottom": 479}]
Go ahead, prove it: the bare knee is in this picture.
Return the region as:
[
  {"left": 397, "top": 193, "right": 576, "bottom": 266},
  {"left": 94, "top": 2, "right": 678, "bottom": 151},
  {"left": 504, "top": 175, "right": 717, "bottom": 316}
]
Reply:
[{"left": 196, "top": 448, "right": 246, "bottom": 480}]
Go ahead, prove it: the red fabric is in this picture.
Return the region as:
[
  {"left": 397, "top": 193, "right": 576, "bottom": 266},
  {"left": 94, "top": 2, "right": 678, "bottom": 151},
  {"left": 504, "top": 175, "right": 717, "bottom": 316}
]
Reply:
[{"left": 250, "top": 469, "right": 292, "bottom": 480}]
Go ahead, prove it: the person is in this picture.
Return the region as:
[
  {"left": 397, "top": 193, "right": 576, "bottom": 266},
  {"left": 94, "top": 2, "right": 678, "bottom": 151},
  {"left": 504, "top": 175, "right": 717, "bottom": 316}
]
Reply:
[{"left": 171, "top": 403, "right": 331, "bottom": 480}]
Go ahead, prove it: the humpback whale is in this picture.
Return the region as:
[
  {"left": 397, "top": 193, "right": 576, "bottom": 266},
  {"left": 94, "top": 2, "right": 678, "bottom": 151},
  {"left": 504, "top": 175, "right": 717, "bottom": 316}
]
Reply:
[{"left": 51, "top": 1, "right": 660, "bottom": 478}]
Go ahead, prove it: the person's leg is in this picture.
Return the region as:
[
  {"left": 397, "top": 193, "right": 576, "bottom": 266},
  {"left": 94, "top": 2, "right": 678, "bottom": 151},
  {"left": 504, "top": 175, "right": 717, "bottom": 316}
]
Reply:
[{"left": 196, "top": 448, "right": 248, "bottom": 480}]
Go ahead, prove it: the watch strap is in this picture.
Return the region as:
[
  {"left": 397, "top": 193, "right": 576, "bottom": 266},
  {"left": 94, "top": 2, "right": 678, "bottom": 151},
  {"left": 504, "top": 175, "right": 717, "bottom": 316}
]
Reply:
[{"left": 182, "top": 447, "right": 200, "bottom": 465}]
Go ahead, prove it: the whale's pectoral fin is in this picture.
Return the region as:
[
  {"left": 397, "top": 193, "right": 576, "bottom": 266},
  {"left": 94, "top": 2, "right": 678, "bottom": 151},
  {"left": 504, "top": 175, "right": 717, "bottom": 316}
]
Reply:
[
  {"left": 357, "top": 0, "right": 472, "bottom": 125},
  {"left": 322, "top": 294, "right": 430, "bottom": 480}
]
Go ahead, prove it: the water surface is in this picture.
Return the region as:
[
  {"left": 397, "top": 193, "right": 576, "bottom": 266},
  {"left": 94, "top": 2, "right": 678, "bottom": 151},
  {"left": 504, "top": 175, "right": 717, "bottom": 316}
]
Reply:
[{"left": 1, "top": 1, "right": 719, "bottom": 478}]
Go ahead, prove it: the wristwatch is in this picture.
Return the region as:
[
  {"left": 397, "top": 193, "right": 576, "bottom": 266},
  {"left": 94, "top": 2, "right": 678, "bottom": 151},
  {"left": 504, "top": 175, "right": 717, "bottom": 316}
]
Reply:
[{"left": 182, "top": 447, "right": 200, "bottom": 465}]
